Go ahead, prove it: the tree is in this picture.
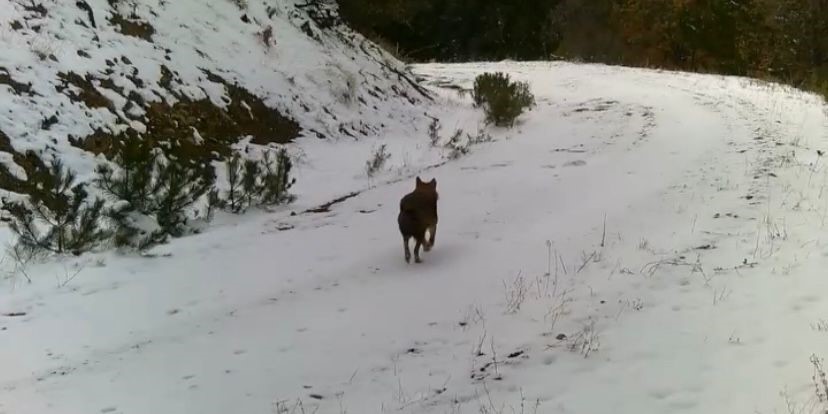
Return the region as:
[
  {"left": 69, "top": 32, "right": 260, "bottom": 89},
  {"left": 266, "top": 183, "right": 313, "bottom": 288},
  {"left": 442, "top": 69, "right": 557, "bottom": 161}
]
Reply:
[{"left": 3, "top": 156, "right": 109, "bottom": 255}]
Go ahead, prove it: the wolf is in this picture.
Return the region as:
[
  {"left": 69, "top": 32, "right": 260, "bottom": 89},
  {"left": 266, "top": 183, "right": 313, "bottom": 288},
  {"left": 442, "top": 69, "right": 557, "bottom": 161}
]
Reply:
[{"left": 398, "top": 176, "right": 438, "bottom": 263}]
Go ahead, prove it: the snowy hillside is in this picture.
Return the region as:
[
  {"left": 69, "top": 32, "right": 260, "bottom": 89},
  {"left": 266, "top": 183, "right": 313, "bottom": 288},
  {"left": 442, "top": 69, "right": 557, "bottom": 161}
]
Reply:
[
  {"left": 3, "top": 59, "right": 828, "bottom": 414},
  {"left": 0, "top": 0, "right": 444, "bottom": 208}
]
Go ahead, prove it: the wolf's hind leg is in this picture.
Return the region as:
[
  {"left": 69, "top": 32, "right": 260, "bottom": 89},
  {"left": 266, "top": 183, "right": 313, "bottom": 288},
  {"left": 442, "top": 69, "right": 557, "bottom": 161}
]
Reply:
[
  {"left": 414, "top": 238, "right": 423, "bottom": 263},
  {"left": 402, "top": 236, "right": 411, "bottom": 263}
]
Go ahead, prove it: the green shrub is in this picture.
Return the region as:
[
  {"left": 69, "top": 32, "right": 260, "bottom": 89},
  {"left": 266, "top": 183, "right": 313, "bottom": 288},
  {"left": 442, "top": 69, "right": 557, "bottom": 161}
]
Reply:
[
  {"left": 2, "top": 157, "right": 109, "bottom": 255},
  {"left": 2, "top": 141, "right": 296, "bottom": 255},
  {"left": 223, "top": 153, "right": 245, "bottom": 213},
  {"left": 96, "top": 138, "right": 215, "bottom": 249},
  {"left": 222, "top": 148, "right": 296, "bottom": 213},
  {"left": 472, "top": 72, "right": 535, "bottom": 127},
  {"left": 259, "top": 149, "right": 296, "bottom": 205},
  {"left": 152, "top": 155, "right": 215, "bottom": 236}
]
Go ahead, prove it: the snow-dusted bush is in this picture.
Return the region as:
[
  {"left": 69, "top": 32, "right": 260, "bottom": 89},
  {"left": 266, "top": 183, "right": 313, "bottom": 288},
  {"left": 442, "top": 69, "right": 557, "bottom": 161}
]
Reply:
[
  {"left": 472, "top": 72, "right": 535, "bottom": 127},
  {"left": 2, "top": 158, "right": 109, "bottom": 255},
  {"left": 428, "top": 118, "right": 441, "bottom": 146},
  {"left": 95, "top": 138, "right": 215, "bottom": 250},
  {"left": 365, "top": 144, "right": 390, "bottom": 177},
  {"left": 221, "top": 148, "right": 296, "bottom": 213},
  {"left": 445, "top": 129, "right": 468, "bottom": 159}
]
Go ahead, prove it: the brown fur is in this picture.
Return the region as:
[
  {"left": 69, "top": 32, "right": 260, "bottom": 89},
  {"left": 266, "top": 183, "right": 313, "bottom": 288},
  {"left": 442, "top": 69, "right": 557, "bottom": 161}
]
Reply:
[{"left": 398, "top": 176, "right": 438, "bottom": 263}]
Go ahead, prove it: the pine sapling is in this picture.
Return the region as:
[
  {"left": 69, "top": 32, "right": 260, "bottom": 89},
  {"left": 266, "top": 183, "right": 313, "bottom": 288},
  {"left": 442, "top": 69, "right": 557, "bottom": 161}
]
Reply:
[
  {"left": 224, "top": 153, "right": 244, "bottom": 213},
  {"left": 241, "top": 158, "right": 261, "bottom": 209},
  {"left": 4, "top": 157, "right": 110, "bottom": 255},
  {"left": 152, "top": 157, "right": 215, "bottom": 237},
  {"left": 260, "top": 148, "right": 296, "bottom": 205}
]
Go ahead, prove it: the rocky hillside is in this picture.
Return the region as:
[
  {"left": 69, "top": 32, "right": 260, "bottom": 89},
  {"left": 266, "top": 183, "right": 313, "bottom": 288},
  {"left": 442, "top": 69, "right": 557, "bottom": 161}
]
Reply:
[{"left": 0, "top": 0, "right": 442, "bottom": 208}]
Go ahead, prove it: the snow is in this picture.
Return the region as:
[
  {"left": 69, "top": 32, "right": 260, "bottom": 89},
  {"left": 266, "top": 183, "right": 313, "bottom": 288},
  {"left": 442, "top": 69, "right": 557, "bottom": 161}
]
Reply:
[
  {"left": 2, "top": 59, "right": 828, "bottom": 414},
  {"left": 3, "top": 1, "right": 828, "bottom": 413},
  {"left": 0, "top": 0, "right": 444, "bottom": 207}
]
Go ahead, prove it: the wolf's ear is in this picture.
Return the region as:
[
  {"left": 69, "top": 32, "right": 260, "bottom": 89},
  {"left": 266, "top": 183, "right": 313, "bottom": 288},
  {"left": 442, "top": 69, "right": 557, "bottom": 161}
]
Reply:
[
  {"left": 429, "top": 178, "right": 437, "bottom": 188},
  {"left": 416, "top": 176, "right": 424, "bottom": 186}
]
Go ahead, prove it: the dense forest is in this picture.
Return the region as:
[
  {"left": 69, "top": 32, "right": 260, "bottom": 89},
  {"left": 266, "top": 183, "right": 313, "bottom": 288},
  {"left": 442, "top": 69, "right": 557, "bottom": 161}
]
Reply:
[{"left": 337, "top": 0, "right": 828, "bottom": 97}]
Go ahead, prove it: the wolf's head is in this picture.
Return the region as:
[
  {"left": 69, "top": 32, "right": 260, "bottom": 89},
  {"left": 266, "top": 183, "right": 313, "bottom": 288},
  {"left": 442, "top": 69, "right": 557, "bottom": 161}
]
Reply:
[
  {"left": 414, "top": 176, "right": 438, "bottom": 201},
  {"left": 415, "top": 176, "right": 437, "bottom": 191}
]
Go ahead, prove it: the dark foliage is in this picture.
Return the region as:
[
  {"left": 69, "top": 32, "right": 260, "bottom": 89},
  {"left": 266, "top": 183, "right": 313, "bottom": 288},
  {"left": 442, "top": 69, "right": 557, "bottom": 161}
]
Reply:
[
  {"left": 221, "top": 148, "right": 296, "bottom": 213},
  {"left": 2, "top": 158, "right": 109, "bottom": 255},
  {"left": 338, "top": 0, "right": 828, "bottom": 97},
  {"left": 96, "top": 137, "right": 215, "bottom": 249},
  {"left": 337, "top": 0, "right": 558, "bottom": 61},
  {"left": 472, "top": 72, "right": 535, "bottom": 127},
  {"left": 259, "top": 149, "right": 296, "bottom": 206}
]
